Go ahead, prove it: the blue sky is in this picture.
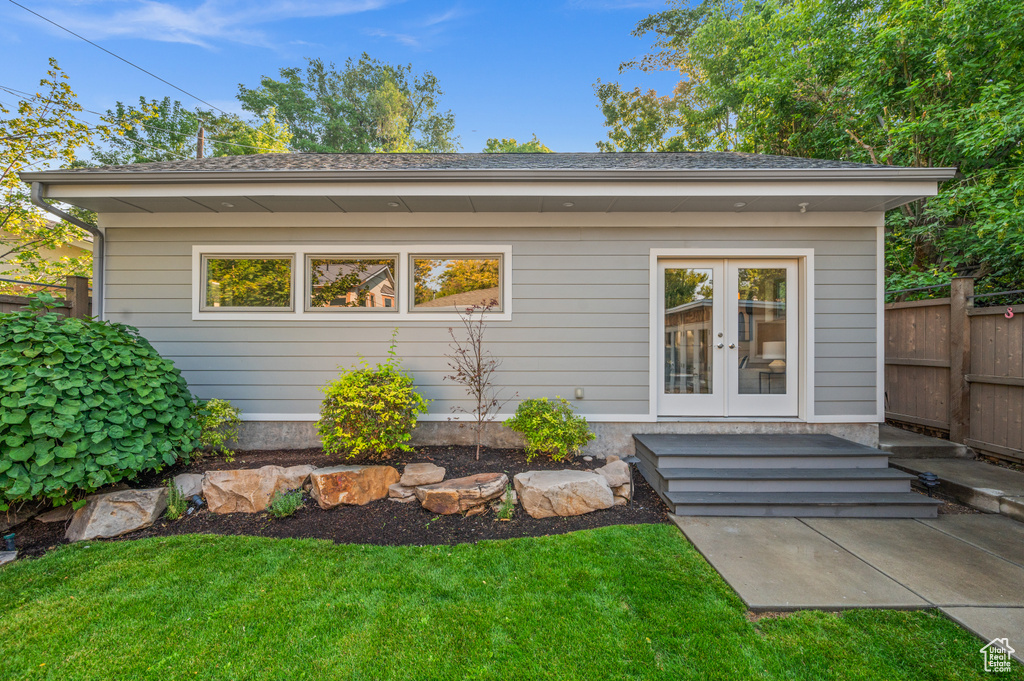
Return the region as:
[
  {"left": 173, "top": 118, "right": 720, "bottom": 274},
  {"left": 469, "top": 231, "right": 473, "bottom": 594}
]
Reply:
[{"left": 1, "top": 0, "right": 684, "bottom": 153}]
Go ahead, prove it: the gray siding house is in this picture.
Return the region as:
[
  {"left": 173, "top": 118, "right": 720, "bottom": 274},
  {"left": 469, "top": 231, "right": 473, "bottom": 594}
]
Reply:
[{"left": 24, "top": 153, "right": 955, "bottom": 516}]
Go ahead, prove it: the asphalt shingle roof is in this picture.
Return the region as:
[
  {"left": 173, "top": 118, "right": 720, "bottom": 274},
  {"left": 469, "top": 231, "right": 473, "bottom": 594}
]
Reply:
[{"left": 52, "top": 152, "right": 899, "bottom": 174}]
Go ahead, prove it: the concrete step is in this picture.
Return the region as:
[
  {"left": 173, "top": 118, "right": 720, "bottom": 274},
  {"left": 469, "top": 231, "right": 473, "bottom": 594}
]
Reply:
[
  {"left": 878, "top": 425, "right": 973, "bottom": 459},
  {"left": 890, "top": 458, "right": 1024, "bottom": 522},
  {"left": 661, "top": 467, "right": 915, "bottom": 493},
  {"left": 634, "top": 433, "right": 890, "bottom": 469},
  {"left": 667, "top": 492, "right": 941, "bottom": 518}
]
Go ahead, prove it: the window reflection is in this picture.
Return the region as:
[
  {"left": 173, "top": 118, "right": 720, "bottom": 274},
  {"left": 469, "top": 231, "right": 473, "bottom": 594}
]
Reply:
[
  {"left": 736, "top": 268, "right": 787, "bottom": 395},
  {"left": 664, "top": 268, "right": 713, "bottom": 394},
  {"left": 204, "top": 257, "right": 292, "bottom": 309},
  {"left": 308, "top": 257, "right": 396, "bottom": 309},
  {"left": 412, "top": 257, "right": 501, "bottom": 310}
]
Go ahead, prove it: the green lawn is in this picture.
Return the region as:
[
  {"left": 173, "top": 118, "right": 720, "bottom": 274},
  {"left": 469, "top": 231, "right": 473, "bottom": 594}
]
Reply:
[{"left": 0, "top": 524, "right": 1015, "bottom": 680}]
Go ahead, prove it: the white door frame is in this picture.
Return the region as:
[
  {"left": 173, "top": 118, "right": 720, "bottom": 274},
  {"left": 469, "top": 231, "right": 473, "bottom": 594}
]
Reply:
[{"left": 649, "top": 248, "right": 815, "bottom": 420}]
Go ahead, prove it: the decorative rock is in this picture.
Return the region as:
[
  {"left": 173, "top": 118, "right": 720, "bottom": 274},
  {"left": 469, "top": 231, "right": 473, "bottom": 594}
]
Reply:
[
  {"left": 415, "top": 473, "right": 508, "bottom": 514},
  {"left": 309, "top": 465, "right": 400, "bottom": 509},
  {"left": 596, "top": 460, "right": 630, "bottom": 488},
  {"left": 173, "top": 473, "right": 204, "bottom": 498},
  {"left": 583, "top": 456, "right": 594, "bottom": 462},
  {"left": 400, "top": 463, "right": 446, "bottom": 487},
  {"left": 36, "top": 505, "right": 75, "bottom": 523},
  {"left": 612, "top": 483, "right": 631, "bottom": 501},
  {"left": 513, "top": 470, "right": 614, "bottom": 519},
  {"left": 606, "top": 455, "right": 621, "bottom": 464},
  {"left": 465, "top": 505, "right": 488, "bottom": 517},
  {"left": 389, "top": 482, "right": 417, "bottom": 500},
  {"left": 0, "top": 551, "right": 16, "bottom": 566},
  {"left": 203, "top": 465, "right": 315, "bottom": 514},
  {"left": 65, "top": 488, "right": 168, "bottom": 542},
  {"left": 613, "top": 496, "right": 628, "bottom": 507}
]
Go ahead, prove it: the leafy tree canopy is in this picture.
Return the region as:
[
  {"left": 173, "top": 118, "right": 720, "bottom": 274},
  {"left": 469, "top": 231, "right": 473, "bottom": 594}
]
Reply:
[
  {"left": 237, "top": 54, "right": 459, "bottom": 153},
  {"left": 599, "top": 0, "right": 1024, "bottom": 292},
  {"left": 93, "top": 97, "right": 291, "bottom": 166},
  {"left": 0, "top": 59, "right": 97, "bottom": 291},
  {"left": 483, "top": 135, "right": 553, "bottom": 153}
]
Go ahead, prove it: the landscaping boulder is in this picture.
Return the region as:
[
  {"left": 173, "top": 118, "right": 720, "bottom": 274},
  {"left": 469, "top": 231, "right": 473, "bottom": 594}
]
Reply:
[
  {"left": 309, "top": 465, "right": 400, "bottom": 509},
  {"left": 415, "top": 473, "right": 508, "bottom": 514},
  {"left": 400, "top": 463, "right": 446, "bottom": 487},
  {"left": 203, "top": 465, "right": 315, "bottom": 514},
  {"left": 513, "top": 470, "right": 614, "bottom": 519},
  {"left": 595, "top": 460, "right": 630, "bottom": 488},
  {"left": 173, "top": 473, "right": 204, "bottom": 498},
  {"left": 65, "top": 488, "right": 168, "bottom": 542},
  {"left": 388, "top": 482, "right": 418, "bottom": 503}
]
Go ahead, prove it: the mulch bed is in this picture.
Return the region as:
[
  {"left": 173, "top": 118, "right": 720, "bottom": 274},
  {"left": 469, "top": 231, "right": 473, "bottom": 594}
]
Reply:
[{"left": 10, "top": 446, "right": 671, "bottom": 558}]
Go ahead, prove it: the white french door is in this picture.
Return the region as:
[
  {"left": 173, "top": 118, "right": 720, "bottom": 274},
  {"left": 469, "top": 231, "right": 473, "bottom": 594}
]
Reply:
[{"left": 657, "top": 259, "right": 799, "bottom": 417}]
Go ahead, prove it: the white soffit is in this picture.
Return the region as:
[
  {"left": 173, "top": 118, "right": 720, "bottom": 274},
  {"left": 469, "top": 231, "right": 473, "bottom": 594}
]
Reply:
[{"left": 41, "top": 179, "right": 943, "bottom": 214}]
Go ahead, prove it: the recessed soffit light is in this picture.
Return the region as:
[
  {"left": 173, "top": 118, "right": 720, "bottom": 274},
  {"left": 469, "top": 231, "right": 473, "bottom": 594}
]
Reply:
[
  {"left": 562, "top": 201, "right": 575, "bottom": 208},
  {"left": 387, "top": 201, "right": 401, "bottom": 207},
  {"left": 733, "top": 201, "right": 747, "bottom": 208},
  {"left": 220, "top": 202, "right": 235, "bottom": 208}
]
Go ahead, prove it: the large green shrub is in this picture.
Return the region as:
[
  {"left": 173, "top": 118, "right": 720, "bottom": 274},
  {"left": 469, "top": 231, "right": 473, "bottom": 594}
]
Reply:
[
  {"left": 504, "top": 397, "right": 595, "bottom": 462},
  {"left": 318, "top": 336, "right": 429, "bottom": 458},
  {"left": 0, "top": 294, "right": 199, "bottom": 509}
]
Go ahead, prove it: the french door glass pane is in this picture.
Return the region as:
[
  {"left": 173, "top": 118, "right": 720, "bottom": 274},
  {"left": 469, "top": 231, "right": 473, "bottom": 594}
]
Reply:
[
  {"left": 664, "top": 268, "right": 714, "bottom": 394},
  {"left": 736, "top": 268, "right": 787, "bottom": 395}
]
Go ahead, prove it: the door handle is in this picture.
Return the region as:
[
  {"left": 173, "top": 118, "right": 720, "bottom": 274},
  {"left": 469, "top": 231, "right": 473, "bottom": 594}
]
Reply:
[{"left": 728, "top": 343, "right": 736, "bottom": 349}]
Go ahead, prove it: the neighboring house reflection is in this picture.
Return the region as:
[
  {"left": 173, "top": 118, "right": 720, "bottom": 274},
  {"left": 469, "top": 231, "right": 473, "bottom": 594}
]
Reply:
[{"left": 311, "top": 261, "right": 395, "bottom": 308}]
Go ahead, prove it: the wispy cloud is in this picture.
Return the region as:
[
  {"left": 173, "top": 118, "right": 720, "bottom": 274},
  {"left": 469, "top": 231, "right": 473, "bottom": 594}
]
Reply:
[
  {"left": 364, "top": 4, "right": 467, "bottom": 50},
  {"left": 18, "top": 1, "right": 394, "bottom": 49},
  {"left": 365, "top": 28, "right": 420, "bottom": 48}
]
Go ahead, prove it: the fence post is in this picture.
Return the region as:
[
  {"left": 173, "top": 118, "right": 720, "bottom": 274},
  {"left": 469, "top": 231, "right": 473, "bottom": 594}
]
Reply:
[
  {"left": 66, "top": 276, "right": 90, "bottom": 319},
  {"left": 949, "top": 277, "right": 974, "bottom": 443}
]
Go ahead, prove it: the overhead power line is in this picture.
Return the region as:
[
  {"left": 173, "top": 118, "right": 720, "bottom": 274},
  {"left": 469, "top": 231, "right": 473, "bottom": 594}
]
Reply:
[
  {"left": 0, "top": 84, "right": 284, "bottom": 154},
  {"left": 7, "top": 0, "right": 232, "bottom": 119}
]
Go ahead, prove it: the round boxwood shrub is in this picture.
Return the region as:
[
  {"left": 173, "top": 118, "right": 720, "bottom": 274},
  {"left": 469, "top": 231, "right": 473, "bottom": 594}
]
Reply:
[
  {"left": 0, "top": 294, "right": 200, "bottom": 509},
  {"left": 318, "top": 336, "right": 429, "bottom": 458},
  {"left": 503, "top": 397, "right": 595, "bottom": 462}
]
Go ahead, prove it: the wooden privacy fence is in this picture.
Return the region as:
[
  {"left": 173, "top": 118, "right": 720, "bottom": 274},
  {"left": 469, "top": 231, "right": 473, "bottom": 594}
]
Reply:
[
  {"left": 885, "top": 277, "right": 1024, "bottom": 465},
  {"left": 0, "top": 275, "right": 91, "bottom": 318}
]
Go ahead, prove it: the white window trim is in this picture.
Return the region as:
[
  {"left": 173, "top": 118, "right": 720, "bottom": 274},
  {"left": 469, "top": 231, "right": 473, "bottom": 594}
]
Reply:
[
  {"left": 648, "top": 247, "right": 816, "bottom": 422},
  {"left": 192, "top": 244, "right": 513, "bottom": 321}
]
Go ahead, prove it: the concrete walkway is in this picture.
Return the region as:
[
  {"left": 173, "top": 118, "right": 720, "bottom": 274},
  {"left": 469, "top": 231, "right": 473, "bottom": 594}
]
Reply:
[
  {"left": 878, "top": 425, "right": 972, "bottom": 459},
  {"left": 672, "top": 513, "right": 1024, "bottom": 662},
  {"left": 891, "top": 457, "right": 1024, "bottom": 522}
]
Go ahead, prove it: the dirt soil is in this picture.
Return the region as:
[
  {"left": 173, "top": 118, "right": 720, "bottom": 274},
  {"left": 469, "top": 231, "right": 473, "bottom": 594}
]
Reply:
[{"left": 11, "top": 446, "right": 670, "bottom": 558}]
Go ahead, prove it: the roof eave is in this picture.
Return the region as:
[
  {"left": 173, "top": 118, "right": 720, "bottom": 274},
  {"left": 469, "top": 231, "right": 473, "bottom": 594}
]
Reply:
[{"left": 21, "top": 167, "right": 959, "bottom": 186}]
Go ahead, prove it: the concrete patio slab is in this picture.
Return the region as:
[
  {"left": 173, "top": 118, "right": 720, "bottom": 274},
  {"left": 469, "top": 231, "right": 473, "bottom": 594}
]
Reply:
[
  {"left": 920, "top": 515, "right": 1024, "bottom": 568},
  {"left": 940, "top": 607, "right": 1024, "bottom": 664},
  {"left": 670, "top": 515, "right": 927, "bottom": 611},
  {"left": 805, "top": 519, "right": 1024, "bottom": 607}
]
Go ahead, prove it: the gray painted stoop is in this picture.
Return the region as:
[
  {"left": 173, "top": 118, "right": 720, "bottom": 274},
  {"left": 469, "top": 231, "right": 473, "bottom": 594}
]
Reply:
[{"left": 634, "top": 434, "right": 940, "bottom": 518}]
